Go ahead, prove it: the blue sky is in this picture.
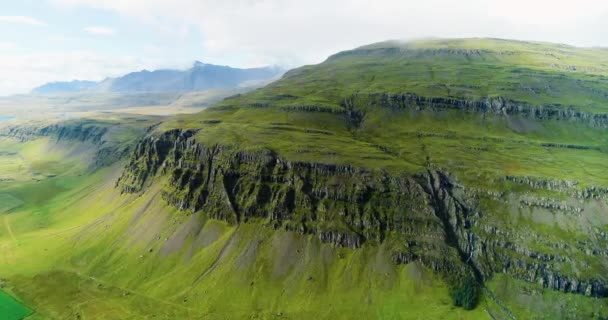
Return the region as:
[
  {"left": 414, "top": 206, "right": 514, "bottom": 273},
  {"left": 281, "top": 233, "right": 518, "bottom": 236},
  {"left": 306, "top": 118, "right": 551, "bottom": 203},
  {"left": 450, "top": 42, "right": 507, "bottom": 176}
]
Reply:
[
  {"left": 0, "top": 0, "right": 208, "bottom": 95},
  {"left": 2, "top": 2, "right": 201, "bottom": 60},
  {"left": 1, "top": 0, "right": 608, "bottom": 96}
]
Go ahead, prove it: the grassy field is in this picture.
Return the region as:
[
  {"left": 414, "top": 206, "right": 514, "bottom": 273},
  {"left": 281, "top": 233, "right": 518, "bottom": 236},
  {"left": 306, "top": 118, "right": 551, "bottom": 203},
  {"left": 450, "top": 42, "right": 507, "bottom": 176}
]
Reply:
[{"left": 0, "top": 290, "right": 31, "bottom": 320}]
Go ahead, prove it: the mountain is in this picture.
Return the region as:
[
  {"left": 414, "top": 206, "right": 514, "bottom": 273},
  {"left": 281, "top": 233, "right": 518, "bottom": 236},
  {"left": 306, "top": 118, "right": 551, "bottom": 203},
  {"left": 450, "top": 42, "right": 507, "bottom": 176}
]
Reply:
[
  {"left": 31, "top": 62, "right": 284, "bottom": 94},
  {"left": 1, "top": 38, "right": 607, "bottom": 319},
  {"left": 31, "top": 80, "right": 98, "bottom": 94}
]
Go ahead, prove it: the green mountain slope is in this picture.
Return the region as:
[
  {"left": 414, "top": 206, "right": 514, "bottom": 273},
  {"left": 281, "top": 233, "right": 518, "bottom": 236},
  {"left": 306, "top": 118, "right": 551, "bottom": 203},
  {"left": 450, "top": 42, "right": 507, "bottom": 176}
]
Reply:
[
  {"left": 121, "top": 38, "right": 608, "bottom": 315},
  {"left": 0, "top": 38, "right": 607, "bottom": 319},
  {"left": 267, "top": 38, "right": 608, "bottom": 113}
]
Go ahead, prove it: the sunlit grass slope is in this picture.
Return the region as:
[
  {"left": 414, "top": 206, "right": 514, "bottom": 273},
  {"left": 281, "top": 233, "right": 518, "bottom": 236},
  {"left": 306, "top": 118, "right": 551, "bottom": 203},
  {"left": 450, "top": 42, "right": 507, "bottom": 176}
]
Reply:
[
  {"left": 0, "top": 114, "right": 161, "bottom": 319},
  {"left": 155, "top": 39, "right": 608, "bottom": 188},
  {"left": 0, "top": 39, "right": 607, "bottom": 319},
  {"left": 0, "top": 135, "right": 491, "bottom": 319},
  {"left": 0, "top": 137, "right": 604, "bottom": 319},
  {"left": 0, "top": 116, "right": 481, "bottom": 319},
  {"left": 256, "top": 38, "right": 608, "bottom": 112}
]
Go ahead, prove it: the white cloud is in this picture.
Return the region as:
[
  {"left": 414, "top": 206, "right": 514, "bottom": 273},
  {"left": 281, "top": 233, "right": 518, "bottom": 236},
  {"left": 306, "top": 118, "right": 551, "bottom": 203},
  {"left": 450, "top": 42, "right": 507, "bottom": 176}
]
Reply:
[
  {"left": 0, "top": 41, "right": 19, "bottom": 51},
  {"left": 84, "top": 26, "right": 115, "bottom": 35},
  {"left": 0, "top": 15, "right": 47, "bottom": 27},
  {"left": 50, "top": 0, "right": 608, "bottom": 67},
  {"left": 1, "top": 0, "right": 604, "bottom": 96}
]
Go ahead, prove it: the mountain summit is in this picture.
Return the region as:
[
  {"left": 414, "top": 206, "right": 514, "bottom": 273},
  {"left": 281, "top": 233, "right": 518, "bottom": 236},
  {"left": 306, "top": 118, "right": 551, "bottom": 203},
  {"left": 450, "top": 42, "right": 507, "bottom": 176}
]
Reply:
[{"left": 193, "top": 60, "right": 208, "bottom": 68}]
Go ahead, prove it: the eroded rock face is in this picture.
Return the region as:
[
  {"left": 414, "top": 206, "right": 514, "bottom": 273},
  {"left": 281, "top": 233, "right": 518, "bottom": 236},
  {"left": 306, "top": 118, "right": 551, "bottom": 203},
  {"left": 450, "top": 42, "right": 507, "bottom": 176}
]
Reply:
[
  {"left": 117, "top": 129, "right": 608, "bottom": 297},
  {"left": 342, "top": 93, "right": 608, "bottom": 128},
  {"left": 118, "top": 129, "right": 476, "bottom": 278}
]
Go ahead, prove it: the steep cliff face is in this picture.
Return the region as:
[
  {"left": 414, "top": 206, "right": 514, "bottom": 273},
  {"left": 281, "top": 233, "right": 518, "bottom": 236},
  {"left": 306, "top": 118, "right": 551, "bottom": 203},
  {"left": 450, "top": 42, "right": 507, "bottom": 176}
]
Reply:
[
  {"left": 117, "top": 128, "right": 608, "bottom": 298},
  {"left": 118, "top": 129, "right": 476, "bottom": 276}
]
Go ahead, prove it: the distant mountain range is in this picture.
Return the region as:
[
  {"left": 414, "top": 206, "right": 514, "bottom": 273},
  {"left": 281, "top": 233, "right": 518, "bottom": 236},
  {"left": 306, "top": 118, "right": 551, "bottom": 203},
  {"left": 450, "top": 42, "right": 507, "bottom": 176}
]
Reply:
[{"left": 32, "top": 61, "right": 284, "bottom": 94}]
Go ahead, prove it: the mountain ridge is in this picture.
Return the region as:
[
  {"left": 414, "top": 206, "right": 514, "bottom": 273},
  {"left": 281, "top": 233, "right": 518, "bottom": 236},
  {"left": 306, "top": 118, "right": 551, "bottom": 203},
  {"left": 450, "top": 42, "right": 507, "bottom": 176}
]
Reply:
[{"left": 31, "top": 62, "right": 284, "bottom": 95}]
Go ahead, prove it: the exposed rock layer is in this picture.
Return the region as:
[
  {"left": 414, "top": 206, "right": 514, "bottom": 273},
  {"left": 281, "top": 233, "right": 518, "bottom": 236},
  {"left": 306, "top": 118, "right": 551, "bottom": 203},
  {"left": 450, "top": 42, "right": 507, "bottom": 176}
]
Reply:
[
  {"left": 342, "top": 93, "right": 608, "bottom": 128},
  {"left": 117, "top": 129, "right": 608, "bottom": 297}
]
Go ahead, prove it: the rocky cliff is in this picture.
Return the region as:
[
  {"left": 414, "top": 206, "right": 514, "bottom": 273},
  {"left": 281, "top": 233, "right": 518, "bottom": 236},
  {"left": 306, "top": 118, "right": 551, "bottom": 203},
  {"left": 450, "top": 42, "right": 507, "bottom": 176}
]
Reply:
[
  {"left": 117, "top": 128, "right": 608, "bottom": 298},
  {"left": 3, "top": 121, "right": 109, "bottom": 144},
  {"left": 342, "top": 93, "right": 608, "bottom": 128}
]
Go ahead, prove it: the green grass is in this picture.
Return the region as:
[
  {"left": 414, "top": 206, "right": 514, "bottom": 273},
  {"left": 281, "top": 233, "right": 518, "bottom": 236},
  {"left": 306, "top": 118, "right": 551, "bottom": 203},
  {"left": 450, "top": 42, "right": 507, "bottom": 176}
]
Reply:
[
  {"left": 158, "top": 100, "right": 607, "bottom": 190},
  {"left": 0, "top": 132, "right": 602, "bottom": 319},
  {"left": 0, "top": 194, "right": 23, "bottom": 213},
  {"left": 0, "top": 151, "right": 490, "bottom": 319},
  {"left": 279, "top": 38, "right": 608, "bottom": 113},
  {"left": 0, "top": 290, "right": 31, "bottom": 320},
  {"left": 153, "top": 39, "right": 608, "bottom": 190},
  {"left": 139, "top": 38, "right": 607, "bottom": 318},
  {"left": 486, "top": 273, "right": 608, "bottom": 319},
  {"left": 0, "top": 130, "right": 489, "bottom": 319}
]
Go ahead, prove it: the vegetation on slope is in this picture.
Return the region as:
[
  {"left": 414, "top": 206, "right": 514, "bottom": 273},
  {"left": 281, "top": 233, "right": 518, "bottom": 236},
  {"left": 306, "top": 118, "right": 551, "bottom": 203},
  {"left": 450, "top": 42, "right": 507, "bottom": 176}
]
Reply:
[
  {"left": 0, "top": 133, "right": 490, "bottom": 319},
  {"left": 266, "top": 38, "right": 608, "bottom": 113},
  {"left": 0, "top": 38, "right": 607, "bottom": 319},
  {"left": 115, "top": 38, "right": 608, "bottom": 316}
]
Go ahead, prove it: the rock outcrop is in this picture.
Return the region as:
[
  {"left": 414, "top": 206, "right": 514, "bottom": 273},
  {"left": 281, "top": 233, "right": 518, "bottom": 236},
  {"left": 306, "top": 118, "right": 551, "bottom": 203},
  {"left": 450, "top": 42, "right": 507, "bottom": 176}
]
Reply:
[
  {"left": 117, "top": 129, "right": 608, "bottom": 297},
  {"left": 342, "top": 93, "right": 608, "bottom": 128},
  {"left": 0, "top": 120, "right": 135, "bottom": 168},
  {"left": 3, "top": 121, "right": 109, "bottom": 144}
]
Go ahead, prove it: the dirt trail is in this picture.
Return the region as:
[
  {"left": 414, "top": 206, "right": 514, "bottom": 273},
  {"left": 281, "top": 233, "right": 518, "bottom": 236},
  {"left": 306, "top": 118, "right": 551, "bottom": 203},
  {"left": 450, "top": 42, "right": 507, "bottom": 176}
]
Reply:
[
  {"left": 2, "top": 215, "right": 17, "bottom": 265},
  {"left": 62, "top": 268, "right": 205, "bottom": 318},
  {"left": 3, "top": 215, "right": 17, "bottom": 242}
]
